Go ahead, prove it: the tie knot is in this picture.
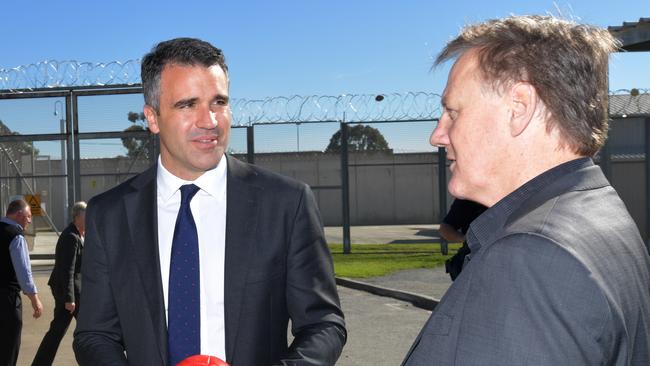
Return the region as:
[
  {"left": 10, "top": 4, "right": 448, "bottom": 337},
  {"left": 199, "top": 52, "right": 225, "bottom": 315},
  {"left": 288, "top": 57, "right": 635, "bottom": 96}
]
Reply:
[{"left": 179, "top": 184, "right": 200, "bottom": 205}]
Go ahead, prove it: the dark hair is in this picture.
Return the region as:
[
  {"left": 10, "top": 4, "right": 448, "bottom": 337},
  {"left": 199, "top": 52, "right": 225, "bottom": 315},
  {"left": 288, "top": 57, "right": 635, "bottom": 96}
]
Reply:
[
  {"left": 436, "top": 15, "right": 619, "bottom": 156},
  {"left": 6, "top": 199, "right": 28, "bottom": 216},
  {"left": 141, "top": 37, "right": 228, "bottom": 112}
]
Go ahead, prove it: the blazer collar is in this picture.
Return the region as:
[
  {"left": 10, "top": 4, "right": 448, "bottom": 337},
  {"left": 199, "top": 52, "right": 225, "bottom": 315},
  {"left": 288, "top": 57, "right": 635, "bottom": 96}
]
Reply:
[{"left": 467, "top": 157, "right": 609, "bottom": 252}]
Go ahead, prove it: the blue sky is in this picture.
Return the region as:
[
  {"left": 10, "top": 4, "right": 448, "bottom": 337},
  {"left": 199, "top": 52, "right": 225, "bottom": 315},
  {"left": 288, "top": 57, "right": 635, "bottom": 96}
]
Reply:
[{"left": 1, "top": 0, "right": 649, "bottom": 157}]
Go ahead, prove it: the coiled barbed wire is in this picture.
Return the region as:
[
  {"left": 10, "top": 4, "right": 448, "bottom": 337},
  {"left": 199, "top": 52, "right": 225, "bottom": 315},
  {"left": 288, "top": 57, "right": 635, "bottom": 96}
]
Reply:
[
  {"left": 0, "top": 60, "right": 141, "bottom": 89},
  {"left": 2, "top": 60, "right": 648, "bottom": 123},
  {"left": 230, "top": 92, "right": 442, "bottom": 124}
]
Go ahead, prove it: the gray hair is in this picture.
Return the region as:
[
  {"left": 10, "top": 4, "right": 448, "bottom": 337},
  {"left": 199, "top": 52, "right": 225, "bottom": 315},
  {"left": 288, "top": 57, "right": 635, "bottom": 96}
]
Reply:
[
  {"left": 6, "top": 199, "right": 28, "bottom": 216},
  {"left": 72, "top": 201, "right": 87, "bottom": 219},
  {"left": 436, "top": 15, "right": 619, "bottom": 156}
]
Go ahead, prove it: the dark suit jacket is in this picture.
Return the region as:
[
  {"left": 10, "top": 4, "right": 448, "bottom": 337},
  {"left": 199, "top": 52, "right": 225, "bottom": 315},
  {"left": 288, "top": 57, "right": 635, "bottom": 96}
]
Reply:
[
  {"left": 403, "top": 158, "right": 650, "bottom": 365},
  {"left": 48, "top": 222, "right": 83, "bottom": 303},
  {"left": 74, "top": 156, "right": 346, "bottom": 366}
]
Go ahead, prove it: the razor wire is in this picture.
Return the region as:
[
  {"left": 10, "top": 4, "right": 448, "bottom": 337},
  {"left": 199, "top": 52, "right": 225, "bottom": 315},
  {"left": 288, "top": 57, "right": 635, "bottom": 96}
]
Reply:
[
  {"left": 2, "top": 60, "right": 650, "bottom": 123},
  {"left": 230, "top": 92, "right": 442, "bottom": 124},
  {"left": 1, "top": 61, "right": 443, "bottom": 123},
  {"left": 1, "top": 60, "right": 141, "bottom": 89}
]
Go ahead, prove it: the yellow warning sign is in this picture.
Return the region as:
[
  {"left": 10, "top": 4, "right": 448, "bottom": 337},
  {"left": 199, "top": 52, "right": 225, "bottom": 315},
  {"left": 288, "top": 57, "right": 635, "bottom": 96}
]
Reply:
[{"left": 25, "top": 195, "right": 42, "bottom": 216}]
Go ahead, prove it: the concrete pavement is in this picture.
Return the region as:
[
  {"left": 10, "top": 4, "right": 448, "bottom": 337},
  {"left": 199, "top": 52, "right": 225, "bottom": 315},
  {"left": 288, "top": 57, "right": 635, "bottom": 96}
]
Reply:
[
  {"left": 17, "top": 226, "right": 450, "bottom": 365},
  {"left": 17, "top": 267, "right": 440, "bottom": 366},
  {"left": 324, "top": 224, "right": 440, "bottom": 245}
]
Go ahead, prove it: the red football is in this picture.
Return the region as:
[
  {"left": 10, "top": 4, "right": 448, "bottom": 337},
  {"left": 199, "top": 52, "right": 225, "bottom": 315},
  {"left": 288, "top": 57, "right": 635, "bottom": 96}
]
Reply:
[{"left": 177, "top": 354, "right": 229, "bottom": 366}]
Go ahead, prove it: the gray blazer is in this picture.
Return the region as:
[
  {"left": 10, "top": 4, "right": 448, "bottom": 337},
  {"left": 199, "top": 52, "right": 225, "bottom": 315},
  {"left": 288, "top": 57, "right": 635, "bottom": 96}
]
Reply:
[
  {"left": 403, "top": 158, "right": 650, "bottom": 365},
  {"left": 74, "top": 155, "right": 346, "bottom": 366}
]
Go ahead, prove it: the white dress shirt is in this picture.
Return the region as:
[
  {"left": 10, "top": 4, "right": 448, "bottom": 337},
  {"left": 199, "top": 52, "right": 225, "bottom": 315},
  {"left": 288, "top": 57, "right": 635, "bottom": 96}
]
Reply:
[{"left": 156, "top": 155, "right": 227, "bottom": 359}]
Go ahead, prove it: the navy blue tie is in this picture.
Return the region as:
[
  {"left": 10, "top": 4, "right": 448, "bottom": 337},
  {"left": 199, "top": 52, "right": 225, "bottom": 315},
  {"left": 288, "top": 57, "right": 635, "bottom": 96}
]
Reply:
[{"left": 168, "top": 184, "right": 201, "bottom": 365}]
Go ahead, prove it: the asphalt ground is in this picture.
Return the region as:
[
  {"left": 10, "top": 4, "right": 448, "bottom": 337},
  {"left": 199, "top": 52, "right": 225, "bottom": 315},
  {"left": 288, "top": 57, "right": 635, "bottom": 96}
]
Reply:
[
  {"left": 18, "top": 226, "right": 448, "bottom": 365},
  {"left": 18, "top": 267, "right": 435, "bottom": 366}
]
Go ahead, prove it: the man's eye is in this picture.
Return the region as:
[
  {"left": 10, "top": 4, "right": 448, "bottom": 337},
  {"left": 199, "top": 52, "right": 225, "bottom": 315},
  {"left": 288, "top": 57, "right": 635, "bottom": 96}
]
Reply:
[{"left": 444, "top": 108, "right": 457, "bottom": 120}]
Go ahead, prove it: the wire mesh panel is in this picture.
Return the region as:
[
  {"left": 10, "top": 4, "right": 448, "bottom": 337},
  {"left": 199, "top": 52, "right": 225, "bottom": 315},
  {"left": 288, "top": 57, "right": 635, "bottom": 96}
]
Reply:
[
  {"left": 252, "top": 122, "right": 343, "bottom": 226},
  {"left": 0, "top": 97, "right": 70, "bottom": 255},
  {"left": 0, "top": 97, "right": 67, "bottom": 134},
  {"left": 0, "top": 139, "right": 68, "bottom": 256},
  {"left": 339, "top": 120, "right": 443, "bottom": 246},
  {"left": 77, "top": 93, "right": 144, "bottom": 133},
  {"left": 228, "top": 126, "right": 248, "bottom": 155},
  {"left": 78, "top": 138, "right": 153, "bottom": 200}
]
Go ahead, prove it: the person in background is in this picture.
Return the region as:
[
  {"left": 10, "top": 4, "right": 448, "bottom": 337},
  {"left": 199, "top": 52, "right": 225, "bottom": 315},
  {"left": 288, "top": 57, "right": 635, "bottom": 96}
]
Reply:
[
  {"left": 32, "top": 201, "right": 86, "bottom": 366},
  {"left": 74, "top": 37, "right": 345, "bottom": 366},
  {"left": 402, "top": 15, "right": 650, "bottom": 365},
  {"left": 440, "top": 199, "right": 486, "bottom": 281},
  {"left": 0, "top": 199, "right": 43, "bottom": 366}
]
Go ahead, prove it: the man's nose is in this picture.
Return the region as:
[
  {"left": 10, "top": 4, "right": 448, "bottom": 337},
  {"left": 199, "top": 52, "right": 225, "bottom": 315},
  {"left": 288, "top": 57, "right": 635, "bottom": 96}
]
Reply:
[
  {"left": 430, "top": 118, "right": 450, "bottom": 147},
  {"left": 196, "top": 106, "right": 218, "bottom": 129}
]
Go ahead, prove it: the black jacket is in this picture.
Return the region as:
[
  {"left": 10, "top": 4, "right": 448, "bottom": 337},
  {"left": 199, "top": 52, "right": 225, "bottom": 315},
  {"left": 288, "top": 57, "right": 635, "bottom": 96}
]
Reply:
[{"left": 48, "top": 222, "right": 83, "bottom": 303}]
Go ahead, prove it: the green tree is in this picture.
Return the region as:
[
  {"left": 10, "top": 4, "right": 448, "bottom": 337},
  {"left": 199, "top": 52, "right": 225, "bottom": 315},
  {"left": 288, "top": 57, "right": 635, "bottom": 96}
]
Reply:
[
  {"left": 0, "top": 119, "right": 40, "bottom": 162},
  {"left": 325, "top": 124, "right": 390, "bottom": 153},
  {"left": 122, "top": 112, "right": 153, "bottom": 160}
]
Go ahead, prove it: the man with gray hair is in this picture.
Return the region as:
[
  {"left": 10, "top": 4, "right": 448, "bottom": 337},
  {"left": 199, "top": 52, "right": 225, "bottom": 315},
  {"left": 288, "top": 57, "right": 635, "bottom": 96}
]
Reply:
[
  {"left": 402, "top": 15, "right": 650, "bottom": 365},
  {"left": 32, "top": 201, "right": 86, "bottom": 366},
  {"left": 0, "top": 199, "right": 42, "bottom": 366}
]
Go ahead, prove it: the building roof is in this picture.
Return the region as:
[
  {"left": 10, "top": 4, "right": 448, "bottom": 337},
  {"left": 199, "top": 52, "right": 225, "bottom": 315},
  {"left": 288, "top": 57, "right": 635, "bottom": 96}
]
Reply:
[
  {"left": 608, "top": 18, "right": 650, "bottom": 51},
  {"left": 609, "top": 91, "right": 650, "bottom": 117}
]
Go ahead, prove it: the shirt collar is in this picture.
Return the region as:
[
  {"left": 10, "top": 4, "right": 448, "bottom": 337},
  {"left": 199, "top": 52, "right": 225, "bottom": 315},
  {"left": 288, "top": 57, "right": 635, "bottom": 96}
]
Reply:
[
  {"left": 467, "top": 157, "right": 594, "bottom": 252},
  {"left": 157, "top": 154, "right": 227, "bottom": 202},
  {"left": 0, "top": 217, "right": 20, "bottom": 228}
]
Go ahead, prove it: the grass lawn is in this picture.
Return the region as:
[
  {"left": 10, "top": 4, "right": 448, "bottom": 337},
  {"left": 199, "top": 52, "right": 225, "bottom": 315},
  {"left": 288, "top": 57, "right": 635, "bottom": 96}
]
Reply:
[{"left": 329, "top": 243, "right": 462, "bottom": 278}]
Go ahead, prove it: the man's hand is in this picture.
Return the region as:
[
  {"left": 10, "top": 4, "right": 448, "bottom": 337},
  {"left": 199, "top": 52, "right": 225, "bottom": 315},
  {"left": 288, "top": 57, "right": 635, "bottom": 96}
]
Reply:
[
  {"left": 27, "top": 293, "right": 43, "bottom": 318},
  {"left": 65, "top": 302, "right": 76, "bottom": 314}
]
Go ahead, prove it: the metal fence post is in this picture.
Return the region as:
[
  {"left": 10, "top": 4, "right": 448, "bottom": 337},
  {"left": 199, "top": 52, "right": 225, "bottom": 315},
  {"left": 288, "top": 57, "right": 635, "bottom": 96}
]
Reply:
[
  {"left": 65, "top": 93, "right": 75, "bottom": 217},
  {"left": 247, "top": 125, "right": 255, "bottom": 164},
  {"left": 438, "top": 147, "right": 448, "bottom": 255},
  {"left": 340, "top": 121, "right": 351, "bottom": 254},
  {"left": 71, "top": 92, "right": 82, "bottom": 203},
  {"left": 646, "top": 116, "right": 650, "bottom": 253}
]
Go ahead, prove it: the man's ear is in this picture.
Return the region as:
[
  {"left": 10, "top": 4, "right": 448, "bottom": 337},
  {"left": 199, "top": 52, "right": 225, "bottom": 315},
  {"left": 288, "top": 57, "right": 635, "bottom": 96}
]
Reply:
[
  {"left": 508, "top": 82, "right": 538, "bottom": 137},
  {"left": 143, "top": 105, "right": 160, "bottom": 134}
]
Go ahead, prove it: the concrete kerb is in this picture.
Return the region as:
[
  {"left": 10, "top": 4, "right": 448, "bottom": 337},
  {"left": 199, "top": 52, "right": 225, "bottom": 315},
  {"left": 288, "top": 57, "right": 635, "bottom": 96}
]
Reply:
[{"left": 335, "top": 277, "right": 438, "bottom": 311}]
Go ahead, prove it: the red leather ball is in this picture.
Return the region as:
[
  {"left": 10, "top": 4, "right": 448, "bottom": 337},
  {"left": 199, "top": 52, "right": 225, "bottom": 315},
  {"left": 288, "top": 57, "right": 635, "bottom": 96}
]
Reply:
[{"left": 177, "top": 354, "right": 229, "bottom": 366}]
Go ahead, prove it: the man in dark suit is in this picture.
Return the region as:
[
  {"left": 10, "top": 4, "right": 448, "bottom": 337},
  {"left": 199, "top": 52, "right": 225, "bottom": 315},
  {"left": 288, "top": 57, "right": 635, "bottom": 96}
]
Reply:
[
  {"left": 73, "top": 38, "right": 345, "bottom": 366},
  {"left": 402, "top": 16, "right": 650, "bottom": 365},
  {"left": 32, "top": 201, "right": 86, "bottom": 365}
]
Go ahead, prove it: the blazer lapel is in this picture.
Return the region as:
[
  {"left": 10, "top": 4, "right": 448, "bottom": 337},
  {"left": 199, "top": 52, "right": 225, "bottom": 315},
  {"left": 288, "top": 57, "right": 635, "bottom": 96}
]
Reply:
[
  {"left": 224, "top": 156, "right": 260, "bottom": 361},
  {"left": 123, "top": 166, "right": 168, "bottom": 365}
]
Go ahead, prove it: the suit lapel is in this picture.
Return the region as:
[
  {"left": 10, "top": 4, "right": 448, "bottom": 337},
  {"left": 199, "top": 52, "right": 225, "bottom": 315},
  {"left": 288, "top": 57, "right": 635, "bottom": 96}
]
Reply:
[
  {"left": 123, "top": 166, "right": 168, "bottom": 365},
  {"left": 224, "top": 156, "right": 260, "bottom": 361}
]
